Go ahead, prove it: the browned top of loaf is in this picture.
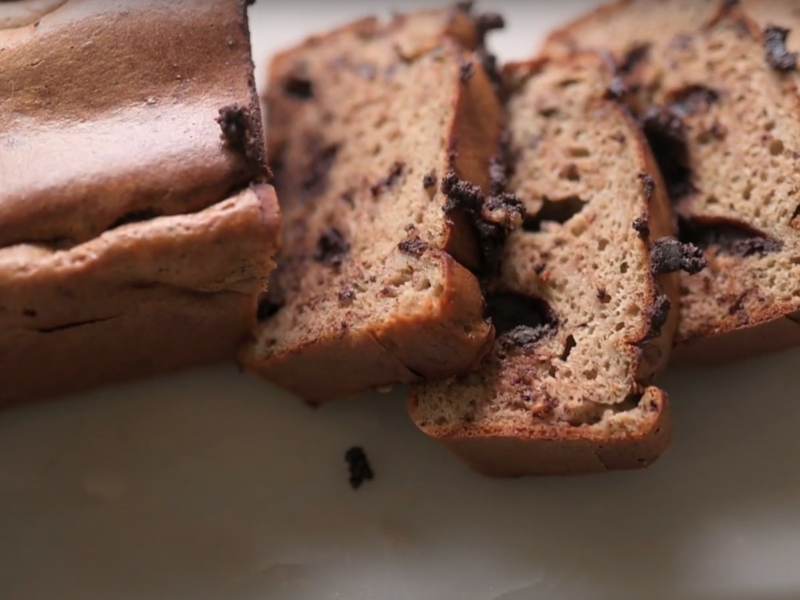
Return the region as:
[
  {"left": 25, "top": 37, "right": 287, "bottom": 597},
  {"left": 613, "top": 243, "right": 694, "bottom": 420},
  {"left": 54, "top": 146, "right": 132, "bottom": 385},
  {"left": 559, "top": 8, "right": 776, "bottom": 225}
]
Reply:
[
  {"left": 0, "top": 0, "right": 266, "bottom": 249},
  {"left": 410, "top": 53, "right": 679, "bottom": 441},
  {"left": 245, "top": 8, "right": 507, "bottom": 396},
  {"left": 647, "top": 4, "right": 800, "bottom": 342}
]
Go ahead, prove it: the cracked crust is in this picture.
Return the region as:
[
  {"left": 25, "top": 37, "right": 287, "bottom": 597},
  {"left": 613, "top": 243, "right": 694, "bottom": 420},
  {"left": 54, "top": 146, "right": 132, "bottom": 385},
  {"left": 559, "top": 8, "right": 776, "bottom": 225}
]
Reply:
[
  {"left": 241, "top": 8, "right": 505, "bottom": 402},
  {"left": 408, "top": 53, "right": 678, "bottom": 477}
]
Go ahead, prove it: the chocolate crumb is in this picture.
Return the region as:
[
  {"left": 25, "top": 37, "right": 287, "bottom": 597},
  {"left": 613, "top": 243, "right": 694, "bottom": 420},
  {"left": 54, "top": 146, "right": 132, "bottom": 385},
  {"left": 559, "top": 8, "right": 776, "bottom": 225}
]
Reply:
[
  {"left": 338, "top": 288, "right": 356, "bottom": 304},
  {"left": 423, "top": 172, "right": 437, "bottom": 189},
  {"left": 345, "top": 446, "right": 374, "bottom": 490},
  {"left": 638, "top": 172, "right": 656, "bottom": 201},
  {"left": 314, "top": 227, "right": 349, "bottom": 267},
  {"left": 216, "top": 104, "right": 260, "bottom": 163},
  {"left": 371, "top": 161, "right": 406, "bottom": 197},
  {"left": 632, "top": 216, "right": 650, "bottom": 240},
  {"left": 645, "top": 293, "right": 671, "bottom": 342},
  {"left": 441, "top": 171, "right": 483, "bottom": 213},
  {"left": 534, "top": 263, "right": 546, "bottom": 275},
  {"left": 398, "top": 238, "right": 429, "bottom": 257},
  {"left": 651, "top": 237, "right": 707, "bottom": 275},
  {"left": 597, "top": 287, "right": 611, "bottom": 302},
  {"left": 764, "top": 25, "right": 798, "bottom": 72}
]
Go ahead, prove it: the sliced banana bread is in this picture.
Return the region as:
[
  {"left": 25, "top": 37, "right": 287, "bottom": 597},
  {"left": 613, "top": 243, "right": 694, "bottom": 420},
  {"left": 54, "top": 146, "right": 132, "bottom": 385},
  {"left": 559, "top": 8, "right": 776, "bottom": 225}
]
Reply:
[
  {"left": 543, "top": 0, "right": 800, "bottom": 364},
  {"left": 408, "top": 53, "right": 693, "bottom": 477},
  {"left": 242, "top": 8, "right": 515, "bottom": 402}
]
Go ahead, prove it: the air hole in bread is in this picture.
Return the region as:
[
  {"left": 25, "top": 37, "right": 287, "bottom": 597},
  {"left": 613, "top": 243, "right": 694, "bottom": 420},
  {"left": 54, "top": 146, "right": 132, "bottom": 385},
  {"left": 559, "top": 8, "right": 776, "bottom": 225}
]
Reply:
[
  {"left": 523, "top": 196, "right": 588, "bottom": 232},
  {"left": 642, "top": 105, "right": 695, "bottom": 201},
  {"left": 560, "top": 334, "right": 577, "bottom": 361},
  {"left": 678, "top": 216, "right": 783, "bottom": 256},
  {"left": 485, "top": 292, "right": 556, "bottom": 349}
]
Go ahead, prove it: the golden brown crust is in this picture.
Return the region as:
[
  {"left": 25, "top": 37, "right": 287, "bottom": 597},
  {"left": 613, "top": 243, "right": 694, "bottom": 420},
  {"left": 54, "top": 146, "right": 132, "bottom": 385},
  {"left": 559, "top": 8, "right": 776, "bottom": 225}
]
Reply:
[
  {"left": 414, "top": 388, "right": 672, "bottom": 477},
  {"left": 0, "top": 186, "right": 281, "bottom": 406},
  {"left": 0, "top": 0, "right": 267, "bottom": 248}
]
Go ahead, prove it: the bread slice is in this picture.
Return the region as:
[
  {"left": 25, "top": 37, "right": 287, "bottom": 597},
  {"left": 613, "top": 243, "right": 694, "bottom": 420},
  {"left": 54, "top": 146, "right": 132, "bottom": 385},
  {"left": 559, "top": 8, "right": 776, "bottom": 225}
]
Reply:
[
  {"left": 408, "top": 53, "right": 688, "bottom": 477},
  {"left": 0, "top": 0, "right": 280, "bottom": 405},
  {"left": 544, "top": 0, "right": 800, "bottom": 365},
  {"left": 242, "top": 7, "right": 516, "bottom": 402}
]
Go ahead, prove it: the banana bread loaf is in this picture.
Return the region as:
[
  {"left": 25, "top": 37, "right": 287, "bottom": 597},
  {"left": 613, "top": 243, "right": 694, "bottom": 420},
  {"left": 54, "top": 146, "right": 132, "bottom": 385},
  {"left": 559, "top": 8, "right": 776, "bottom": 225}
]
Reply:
[
  {"left": 0, "top": 0, "right": 281, "bottom": 405},
  {"left": 242, "top": 7, "right": 515, "bottom": 402},
  {"left": 408, "top": 53, "right": 693, "bottom": 476}
]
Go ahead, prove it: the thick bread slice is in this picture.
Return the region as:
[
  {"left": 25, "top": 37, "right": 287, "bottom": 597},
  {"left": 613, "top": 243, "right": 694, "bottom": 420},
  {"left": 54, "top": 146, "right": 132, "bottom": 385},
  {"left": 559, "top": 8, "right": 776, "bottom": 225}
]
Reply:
[
  {"left": 0, "top": 0, "right": 280, "bottom": 405},
  {"left": 543, "top": 0, "right": 800, "bottom": 365},
  {"left": 408, "top": 53, "right": 683, "bottom": 477},
  {"left": 242, "top": 8, "right": 513, "bottom": 402}
]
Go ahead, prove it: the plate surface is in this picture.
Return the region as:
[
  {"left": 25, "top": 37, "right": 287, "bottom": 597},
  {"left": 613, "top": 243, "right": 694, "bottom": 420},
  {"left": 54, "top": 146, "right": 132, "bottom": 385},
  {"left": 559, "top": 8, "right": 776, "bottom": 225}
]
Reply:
[{"left": 3, "top": 2, "right": 800, "bottom": 599}]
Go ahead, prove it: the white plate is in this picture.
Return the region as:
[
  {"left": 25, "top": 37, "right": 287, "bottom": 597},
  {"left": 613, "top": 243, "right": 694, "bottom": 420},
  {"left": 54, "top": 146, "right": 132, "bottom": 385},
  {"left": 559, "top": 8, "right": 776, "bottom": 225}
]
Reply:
[{"left": 3, "top": 2, "right": 800, "bottom": 599}]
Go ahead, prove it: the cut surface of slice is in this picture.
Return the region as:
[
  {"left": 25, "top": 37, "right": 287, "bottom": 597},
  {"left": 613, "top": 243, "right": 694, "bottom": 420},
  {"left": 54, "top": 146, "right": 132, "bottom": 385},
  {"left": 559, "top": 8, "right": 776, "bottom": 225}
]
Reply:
[
  {"left": 409, "top": 53, "right": 685, "bottom": 477},
  {"left": 243, "top": 7, "right": 516, "bottom": 402}
]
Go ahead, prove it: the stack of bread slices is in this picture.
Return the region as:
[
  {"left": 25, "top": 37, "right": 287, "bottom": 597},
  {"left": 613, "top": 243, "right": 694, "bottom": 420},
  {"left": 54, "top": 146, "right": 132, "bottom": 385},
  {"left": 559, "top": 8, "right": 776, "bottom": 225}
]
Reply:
[{"left": 244, "top": 0, "right": 800, "bottom": 477}]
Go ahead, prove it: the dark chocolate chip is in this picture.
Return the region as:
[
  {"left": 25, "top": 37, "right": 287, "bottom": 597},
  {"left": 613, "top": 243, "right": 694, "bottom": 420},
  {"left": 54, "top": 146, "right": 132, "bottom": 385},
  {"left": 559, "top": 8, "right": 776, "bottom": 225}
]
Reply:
[
  {"left": 422, "top": 172, "right": 437, "bottom": 189},
  {"left": 651, "top": 237, "right": 707, "bottom": 275},
  {"left": 345, "top": 446, "right": 374, "bottom": 490},
  {"left": 314, "top": 227, "right": 349, "bottom": 267},
  {"left": 618, "top": 42, "right": 651, "bottom": 75},
  {"left": 764, "top": 25, "right": 798, "bottom": 72},
  {"left": 216, "top": 104, "right": 260, "bottom": 163},
  {"left": 597, "top": 287, "right": 611, "bottom": 302},
  {"left": 632, "top": 216, "right": 650, "bottom": 240},
  {"left": 398, "top": 238, "right": 429, "bottom": 257},
  {"left": 371, "top": 161, "right": 406, "bottom": 197},
  {"left": 338, "top": 288, "right": 356, "bottom": 304},
  {"left": 642, "top": 105, "right": 695, "bottom": 202},
  {"left": 441, "top": 171, "right": 483, "bottom": 213}
]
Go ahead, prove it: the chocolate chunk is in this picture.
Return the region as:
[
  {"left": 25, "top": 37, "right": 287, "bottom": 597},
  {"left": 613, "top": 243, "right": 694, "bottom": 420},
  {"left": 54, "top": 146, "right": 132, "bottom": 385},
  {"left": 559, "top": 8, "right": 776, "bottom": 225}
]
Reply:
[
  {"left": 632, "top": 216, "right": 650, "bottom": 240},
  {"left": 645, "top": 293, "right": 671, "bottom": 342},
  {"left": 371, "top": 161, "right": 405, "bottom": 197},
  {"left": 338, "top": 288, "right": 356, "bottom": 304},
  {"left": 301, "top": 137, "right": 340, "bottom": 198},
  {"left": 216, "top": 104, "right": 260, "bottom": 163},
  {"left": 651, "top": 237, "right": 707, "bottom": 275},
  {"left": 344, "top": 446, "right": 374, "bottom": 490},
  {"left": 642, "top": 105, "right": 695, "bottom": 201},
  {"left": 398, "top": 238, "right": 429, "bottom": 257},
  {"left": 441, "top": 171, "right": 483, "bottom": 213},
  {"left": 618, "top": 42, "right": 651, "bottom": 75},
  {"left": 638, "top": 172, "right": 656, "bottom": 201},
  {"left": 764, "top": 25, "right": 798, "bottom": 72},
  {"left": 283, "top": 74, "right": 314, "bottom": 99},
  {"left": 422, "top": 172, "right": 437, "bottom": 189},
  {"left": 669, "top": 85, "right": 720, "bottom": 116},
  {"left": 314, "top": 227, "right": 349, "bottom": 267},
  {"left": 679, "top": 216, "right": 783, "bottom": 257}
]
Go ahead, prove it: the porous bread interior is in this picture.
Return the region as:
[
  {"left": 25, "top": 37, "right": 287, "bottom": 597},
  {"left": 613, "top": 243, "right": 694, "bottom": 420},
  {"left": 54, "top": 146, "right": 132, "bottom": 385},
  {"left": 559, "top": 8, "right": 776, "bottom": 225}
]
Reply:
[
  {"left": 413, "top": 56, "right": 668, "bottom": 437},
  {"left": 252, "top": 12, "right": 489, "bottom": 358},
  {"left": 654, "top": 11, "right": 800, "bottom": 340},
  {"left": 544, "top": 0, "right": 718, "bottom": 62}
]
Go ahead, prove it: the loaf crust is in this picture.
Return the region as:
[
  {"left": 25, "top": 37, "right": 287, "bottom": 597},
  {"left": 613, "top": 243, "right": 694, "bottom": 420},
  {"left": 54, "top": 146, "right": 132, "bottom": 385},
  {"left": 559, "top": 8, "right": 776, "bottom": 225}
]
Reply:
[
  {"left": 242, "top": 8, "right": 508, "bottom": 402},
  {"left": 0, "top": 0, "right": 280, "bottom": 405},
  {"left": 543, "top": 0, "right": 800, "bottom": 365},
  {"left": 408, "top": 54, "right": 679, "bottom": 477}
]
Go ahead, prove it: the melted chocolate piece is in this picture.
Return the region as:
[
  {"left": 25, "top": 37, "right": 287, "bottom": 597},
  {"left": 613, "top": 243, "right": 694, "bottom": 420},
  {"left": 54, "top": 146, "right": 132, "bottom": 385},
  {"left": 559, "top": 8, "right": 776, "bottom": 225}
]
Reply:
[
  {"left": 650, "top": 237, "right": 707, "bottom": 274},
  {"left": 764, "top": 25, "right": 798, "bottom": 72}
]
